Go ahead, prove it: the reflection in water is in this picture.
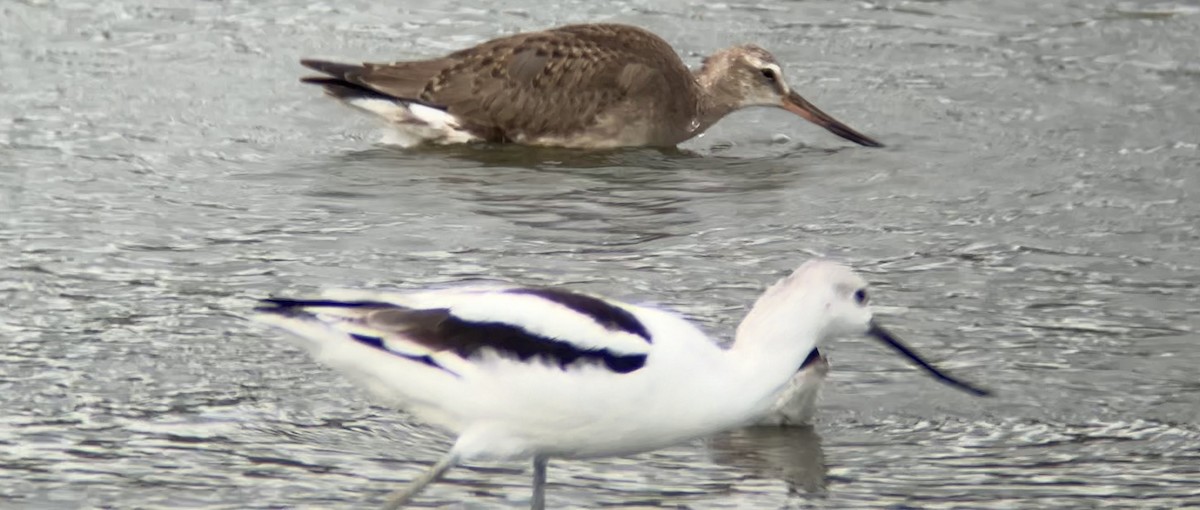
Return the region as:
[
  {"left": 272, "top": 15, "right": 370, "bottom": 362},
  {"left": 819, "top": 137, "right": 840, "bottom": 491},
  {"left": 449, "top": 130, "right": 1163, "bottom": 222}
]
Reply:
[
  {"left": 328, "top": 143, "right": 814, "bottom": 185},
  {"left": 385, "top": 143, "right": 693, "bottom": 170},
  {"left": 706, "top": 425, "right": 827, "bottom": 496},
  {"left": 296, "top": 146, "right": 817, "bottom": 247},
  {"left": 333, "top": 140, "right": 838, "bottom": 171}
]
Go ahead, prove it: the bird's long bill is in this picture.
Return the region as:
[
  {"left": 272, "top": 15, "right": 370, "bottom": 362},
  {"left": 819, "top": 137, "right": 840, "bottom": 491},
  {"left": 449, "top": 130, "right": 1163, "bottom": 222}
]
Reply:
[
  {"left": 867, "top": 322, "right": 992, "bottom": 397},
  {"left": 782, "top": 90, "right": 884, "bottom": 148}
]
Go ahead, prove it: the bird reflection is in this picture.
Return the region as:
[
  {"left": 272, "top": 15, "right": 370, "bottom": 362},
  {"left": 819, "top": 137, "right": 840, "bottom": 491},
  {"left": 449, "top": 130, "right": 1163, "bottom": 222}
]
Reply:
[
  {"left": 330, "top": 144, "right": 694, "bottom": 170},
  {"left": 705, "top": 424, "right": 827, "bottom": 496}
]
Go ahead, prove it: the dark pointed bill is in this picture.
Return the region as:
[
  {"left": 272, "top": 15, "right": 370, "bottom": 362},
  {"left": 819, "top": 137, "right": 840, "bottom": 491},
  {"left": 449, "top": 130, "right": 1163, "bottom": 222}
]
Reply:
[
  {"left": 782, "top": 90, "right": 884, "bottom": 148},
  {"left": 867, "top": 322, "right": 992, "bottom": 397}
]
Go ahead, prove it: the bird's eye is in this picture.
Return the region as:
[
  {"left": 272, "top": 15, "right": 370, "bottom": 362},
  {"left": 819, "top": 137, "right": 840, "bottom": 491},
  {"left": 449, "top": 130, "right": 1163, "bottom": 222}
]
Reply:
[
  {"left": 760, "top": 68, "right": 777, "bottom": 82},
  {"left": 853, "top": 289, "right": 869, "bottom": 305}
]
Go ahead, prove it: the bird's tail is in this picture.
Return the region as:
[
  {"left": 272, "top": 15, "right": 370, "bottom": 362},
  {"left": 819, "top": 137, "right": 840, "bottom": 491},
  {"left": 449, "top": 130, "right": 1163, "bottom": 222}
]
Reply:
[{"left": 300, "top": 60, "right": 390, "bottom": 101}]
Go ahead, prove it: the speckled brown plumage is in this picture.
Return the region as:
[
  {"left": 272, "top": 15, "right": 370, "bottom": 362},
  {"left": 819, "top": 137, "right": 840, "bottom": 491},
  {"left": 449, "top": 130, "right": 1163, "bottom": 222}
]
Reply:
[{"left": 301, "top": 23, "right": 882, "bottom": 148}]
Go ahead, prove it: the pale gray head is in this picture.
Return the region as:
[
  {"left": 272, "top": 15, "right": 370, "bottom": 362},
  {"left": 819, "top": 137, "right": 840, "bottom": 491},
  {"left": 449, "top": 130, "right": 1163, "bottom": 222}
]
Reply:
[
  {"left": 768, "top": 259, "right": 991, "bottom": 397},
  {"left": 761, "top": 260, "right": 873, "bottom": 338},
  {"left": 700, "top": 45, "right": 883, "bottom": 148}
]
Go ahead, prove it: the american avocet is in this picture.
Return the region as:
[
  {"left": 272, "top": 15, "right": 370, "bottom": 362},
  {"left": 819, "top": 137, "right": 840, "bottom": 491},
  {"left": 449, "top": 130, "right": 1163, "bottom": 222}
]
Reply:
[
  {"left": 254, "top": 259, "right": 988, "bottom": 509},
  {"left": 300, "top": 23, "right": 883, "bottom": 148}
]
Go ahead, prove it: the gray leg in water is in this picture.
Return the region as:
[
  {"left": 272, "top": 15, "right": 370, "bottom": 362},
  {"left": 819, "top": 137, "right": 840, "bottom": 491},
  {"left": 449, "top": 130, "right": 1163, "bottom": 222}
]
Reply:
[
  {"left": 381, "top": 452, "right": 460, "bottom": 510},
  {"left": 531, "top": 455, "right": 548, "bottom": 510}
]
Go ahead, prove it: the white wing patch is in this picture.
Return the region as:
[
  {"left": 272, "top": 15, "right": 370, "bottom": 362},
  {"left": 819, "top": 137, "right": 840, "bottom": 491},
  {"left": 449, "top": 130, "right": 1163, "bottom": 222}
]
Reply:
[
  {"left": 449, "top": 293, "right": 651, "bottom": 356},
  {"left": 256, "top": 301, "right": 476, "bottom": 377},
  {"left": 320, "top": 287, "right": 653, "bottom": 357},
  {"left": 340, "top": 97, "right": 482, "bottom": 146},
  {"left": 344, "top": 97, "right": 408, "bottom": 119}
]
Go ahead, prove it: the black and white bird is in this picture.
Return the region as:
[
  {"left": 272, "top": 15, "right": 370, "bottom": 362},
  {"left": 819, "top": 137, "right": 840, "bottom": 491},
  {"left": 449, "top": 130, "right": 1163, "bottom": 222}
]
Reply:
[{"left": 254, "top": 259, "right": 989, "bottom": 509}]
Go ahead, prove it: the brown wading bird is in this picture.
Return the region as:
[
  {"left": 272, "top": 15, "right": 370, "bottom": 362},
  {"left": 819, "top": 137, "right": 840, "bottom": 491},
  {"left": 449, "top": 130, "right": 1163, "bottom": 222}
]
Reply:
[{"left": 300, "top": 23, "right": 883, "bottom": 149}]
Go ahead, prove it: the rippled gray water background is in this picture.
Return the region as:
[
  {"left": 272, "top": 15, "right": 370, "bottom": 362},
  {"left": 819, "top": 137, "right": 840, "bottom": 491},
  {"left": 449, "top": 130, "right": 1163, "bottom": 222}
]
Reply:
[{"left": 3, "top": 0, "right": 1199, "bottom": 508}]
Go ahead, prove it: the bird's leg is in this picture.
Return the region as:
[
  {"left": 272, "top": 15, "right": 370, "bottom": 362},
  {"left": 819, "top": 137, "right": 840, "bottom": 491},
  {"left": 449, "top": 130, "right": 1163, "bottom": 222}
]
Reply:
[
  {"left": 531, "top": 455, "right": 549, "bottom": 510},
  {"left": 380, "top": 451, "right": 460, "bottom": 510}
]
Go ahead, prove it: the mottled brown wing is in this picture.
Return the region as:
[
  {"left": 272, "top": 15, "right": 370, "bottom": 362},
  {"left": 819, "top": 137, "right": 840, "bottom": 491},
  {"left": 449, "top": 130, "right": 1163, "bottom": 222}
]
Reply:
[
  {"left": 349, "top": 24, "right": 696, "bottom": 141},
  {"left": 328, "top": 59, "right": 448, "bottom": 104}
]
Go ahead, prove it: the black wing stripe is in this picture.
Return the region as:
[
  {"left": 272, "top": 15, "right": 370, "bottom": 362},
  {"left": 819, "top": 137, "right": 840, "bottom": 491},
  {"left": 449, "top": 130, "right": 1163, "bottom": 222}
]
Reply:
[
  {"left": 347, "top": 333, "right": 455, "bottom": 376},
  {"left": 798, "top": 348, "right": 822, "bottom": 371},
  {"left": 506, "top": 287, "right": 652, "bottom": 342},
  {"left": 259, "top": 298, "right": 648, "bottom": 374},
  {"left": 371, "top": 307, "right": 647, "bottom": 373},
  {"left": 257, "top": 298, "right": 397, "bottom": 312}
]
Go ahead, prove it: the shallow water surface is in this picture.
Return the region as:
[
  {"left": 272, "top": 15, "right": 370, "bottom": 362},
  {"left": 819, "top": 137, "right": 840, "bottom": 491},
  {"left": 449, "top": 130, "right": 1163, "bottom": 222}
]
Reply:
[{"left": 2, "top": 0, "right": 1199, "bottom": 508}]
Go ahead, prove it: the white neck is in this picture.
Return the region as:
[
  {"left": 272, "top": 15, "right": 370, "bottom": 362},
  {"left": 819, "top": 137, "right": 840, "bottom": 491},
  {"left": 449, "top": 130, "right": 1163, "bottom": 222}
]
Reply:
[{"left": 687, "top": 291, "right": 827, "bottom": 430}]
